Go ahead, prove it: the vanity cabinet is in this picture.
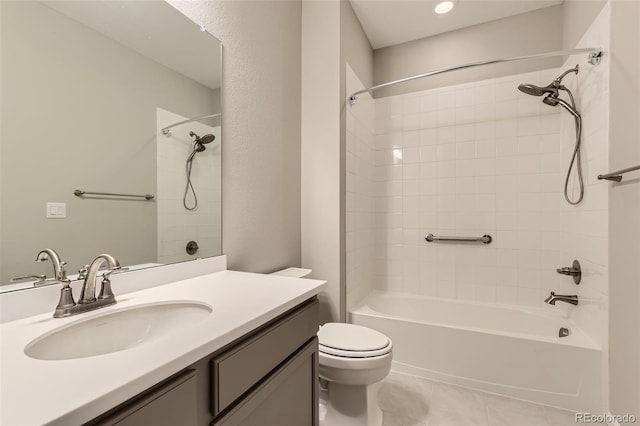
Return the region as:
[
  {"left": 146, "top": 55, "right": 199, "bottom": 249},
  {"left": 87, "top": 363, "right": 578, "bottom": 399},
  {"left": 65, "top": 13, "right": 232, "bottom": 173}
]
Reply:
[
  {"left": 87, "top": 297, "right": 319, "bottom": 426},
  {"left": 89, "top": 370, "right": 198, "bottom": 426}
]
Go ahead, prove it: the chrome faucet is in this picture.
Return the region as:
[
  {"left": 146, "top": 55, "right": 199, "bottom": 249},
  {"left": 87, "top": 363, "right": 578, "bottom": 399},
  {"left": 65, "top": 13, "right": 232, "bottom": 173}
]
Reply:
[
  {"left": 79, "top": 254, "right": 120, "bottom": 304},
  {"left": 53, "top": 253, "right": 121, "bottom": 318},
  {"left": 544, "top": 292, "right": 579, "bottom": 306},
  {"left": 34, "top": 248, "right": 67, "bottom": 286},
  {"left": 36, "top": 249, "right": 63, "bottom": 278}
]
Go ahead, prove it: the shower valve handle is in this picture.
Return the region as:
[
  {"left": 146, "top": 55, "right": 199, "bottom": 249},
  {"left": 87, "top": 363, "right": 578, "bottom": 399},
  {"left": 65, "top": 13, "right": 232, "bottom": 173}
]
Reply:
[{"left": 556, "top": 260, "right": 581, "bottom": 285}]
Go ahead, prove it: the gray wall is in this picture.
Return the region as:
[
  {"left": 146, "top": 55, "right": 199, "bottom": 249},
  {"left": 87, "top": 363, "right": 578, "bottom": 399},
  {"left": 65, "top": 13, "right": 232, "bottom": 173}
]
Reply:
[
  {"left": 562, "top": 0, "right": 607, "bottom": 49},
  {"left": 169, "top": 0, "right": 302, "bottom": 273},
  {"left": 339, "top": 0, "right": 373, "bottom": 321},
  {"left": 341, "top": 0, "right": 374, "bottom": 89},
  {"left": 608, "top": 0, "right": 640, "bottom": 418},
  {"left": 0, "top": 1, "right": 216, "bottom": 282},
  {"left": 299, "top": 0, "right": 373, "bottom": 324},
  {"left": 301, "top": 0, "right": 341, "bottom": 323},
  {"left": 372, "top": 6, "right": 563, "bottom": 98}
]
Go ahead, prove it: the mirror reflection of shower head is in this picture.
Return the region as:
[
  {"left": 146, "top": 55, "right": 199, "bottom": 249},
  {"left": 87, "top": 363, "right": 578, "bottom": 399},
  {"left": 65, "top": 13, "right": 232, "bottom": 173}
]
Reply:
[
  {"left": 184, "top": 131, "right": 215, "bottom": 211},
  {"left": 189, "top": 131, "right": 215, "bottom": 145},
  {"left": 189, "top": 131, "right": 215, "bottom": 155}
]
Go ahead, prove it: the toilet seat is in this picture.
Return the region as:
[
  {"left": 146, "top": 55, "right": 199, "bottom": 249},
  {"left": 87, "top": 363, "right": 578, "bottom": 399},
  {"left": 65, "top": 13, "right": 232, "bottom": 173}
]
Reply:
[{"left": 318, "top": 323, "right": 392, "bottom": 358}]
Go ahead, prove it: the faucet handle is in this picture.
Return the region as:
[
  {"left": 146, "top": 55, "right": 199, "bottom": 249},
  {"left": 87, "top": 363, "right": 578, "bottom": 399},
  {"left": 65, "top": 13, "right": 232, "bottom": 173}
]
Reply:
[
  {"left": 556, "top": 259, "right": 581, "bottom": 284},
  {"left": 53, "top": 268, "right": 75, "bottom": 318},
  {"left": 98, "top": 265, "right": 122, "bottom": 301},
  {"left": 98, "top": 275, "right": 115, "bottom": 301}
]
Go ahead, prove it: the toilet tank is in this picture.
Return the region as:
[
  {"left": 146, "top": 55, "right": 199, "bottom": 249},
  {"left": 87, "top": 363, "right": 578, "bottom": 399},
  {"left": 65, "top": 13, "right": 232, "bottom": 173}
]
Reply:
[{"left": 270, "top": 267, "right": 312, "bottom": 278}]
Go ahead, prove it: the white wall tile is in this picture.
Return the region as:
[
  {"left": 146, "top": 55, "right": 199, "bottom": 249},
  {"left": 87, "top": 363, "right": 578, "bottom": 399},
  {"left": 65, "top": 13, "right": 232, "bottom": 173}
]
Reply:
[
  {"left": 348, "top": 62, "right": 608, "bottom": 320},
  {"left": 437, "top": 108, "right": 456, "bottom": 127}
]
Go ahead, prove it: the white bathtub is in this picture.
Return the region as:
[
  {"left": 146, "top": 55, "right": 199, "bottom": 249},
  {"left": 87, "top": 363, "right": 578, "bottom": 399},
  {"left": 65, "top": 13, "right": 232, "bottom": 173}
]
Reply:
[{"left": 351, "top": 291, "right": 602, "bottom": 412}]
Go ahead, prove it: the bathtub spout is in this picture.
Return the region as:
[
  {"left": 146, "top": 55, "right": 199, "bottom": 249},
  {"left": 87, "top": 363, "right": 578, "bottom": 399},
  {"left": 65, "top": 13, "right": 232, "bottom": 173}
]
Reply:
[{"left": 544, "top": 292, "right": 579, "bottom": 306}]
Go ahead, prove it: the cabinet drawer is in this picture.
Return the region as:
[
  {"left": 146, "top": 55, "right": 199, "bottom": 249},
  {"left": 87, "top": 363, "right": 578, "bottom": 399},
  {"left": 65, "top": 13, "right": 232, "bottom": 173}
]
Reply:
[
  {"left": 212, "top": 338, "right": 319, "bottom": 426},
  {"left": 211, "top": 299, "right": 318, "bottom": 414}
]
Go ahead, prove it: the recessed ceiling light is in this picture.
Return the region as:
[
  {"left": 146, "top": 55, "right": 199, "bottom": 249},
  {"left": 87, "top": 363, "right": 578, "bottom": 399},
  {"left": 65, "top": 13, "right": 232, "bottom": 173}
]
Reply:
[{"left": 434, "top": 0, "right": 455, "bottom": 14}]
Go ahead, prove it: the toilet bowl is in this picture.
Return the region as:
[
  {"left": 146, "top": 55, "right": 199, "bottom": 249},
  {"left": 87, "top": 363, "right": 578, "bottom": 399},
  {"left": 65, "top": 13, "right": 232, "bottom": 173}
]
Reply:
[{"left": 318, "top": 322, "right": 393, "bottom": 426}]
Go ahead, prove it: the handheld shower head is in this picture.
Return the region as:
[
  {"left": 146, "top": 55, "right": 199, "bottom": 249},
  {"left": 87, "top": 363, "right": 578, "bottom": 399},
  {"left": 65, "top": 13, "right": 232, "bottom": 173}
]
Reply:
[
  {"left": 542, "top": 96, "right": 559, "bottom": 106},
  {"left": 543, "top": 95, "right": 580, "bottom": 118}
]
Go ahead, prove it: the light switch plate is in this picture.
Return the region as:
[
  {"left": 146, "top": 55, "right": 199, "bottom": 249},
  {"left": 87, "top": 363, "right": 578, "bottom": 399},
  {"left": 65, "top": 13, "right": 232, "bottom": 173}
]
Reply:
[{"left": 46, "top": 202, "right": 66, "bottom": 219}]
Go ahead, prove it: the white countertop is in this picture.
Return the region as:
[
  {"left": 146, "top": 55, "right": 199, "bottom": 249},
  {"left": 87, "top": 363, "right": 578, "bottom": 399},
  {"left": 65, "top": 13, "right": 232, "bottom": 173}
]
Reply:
[{"left": 0, "top": 270, "right": 326, "bottom": 426}]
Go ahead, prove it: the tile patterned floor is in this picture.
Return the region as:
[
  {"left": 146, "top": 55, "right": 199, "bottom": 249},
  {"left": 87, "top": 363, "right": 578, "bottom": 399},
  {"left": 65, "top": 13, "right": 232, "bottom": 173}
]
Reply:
[{"left": 378, "top": 372, "right": 597, "bottom": 426}]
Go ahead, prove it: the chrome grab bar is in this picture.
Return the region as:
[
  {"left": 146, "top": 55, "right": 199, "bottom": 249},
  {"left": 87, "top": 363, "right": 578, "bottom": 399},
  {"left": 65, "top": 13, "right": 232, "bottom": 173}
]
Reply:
[
  {"left": 597, "top": 164, "right": 640, "bottom": 182},
  {"left": 74, "top": 190, "right": 154, "bottom": 200},
  {"left": 425, "top": 233, "right": 492, "bottom": 244}
]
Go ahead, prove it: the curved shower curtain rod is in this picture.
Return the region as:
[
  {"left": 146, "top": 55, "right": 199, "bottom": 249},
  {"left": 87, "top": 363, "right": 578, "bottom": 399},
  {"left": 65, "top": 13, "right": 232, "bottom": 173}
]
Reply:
[
  {"left": 161, "top": 113, "right": 221, "bottom": 136},
  {"left": 348, "top": 47, "right": 603, "bottom": 105}
]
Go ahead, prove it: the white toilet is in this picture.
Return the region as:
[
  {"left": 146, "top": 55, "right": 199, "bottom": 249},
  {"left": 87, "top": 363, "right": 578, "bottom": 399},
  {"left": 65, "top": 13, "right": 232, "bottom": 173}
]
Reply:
[
  {"left": 317, "top": 322, "right": 393, "bottom": 426},
  {"left": 269, "top": 268, "right": 393, "bottom": 425}
]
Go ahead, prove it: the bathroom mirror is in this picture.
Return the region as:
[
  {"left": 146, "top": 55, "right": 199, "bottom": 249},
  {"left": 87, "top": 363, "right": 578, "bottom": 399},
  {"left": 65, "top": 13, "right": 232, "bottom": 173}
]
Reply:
[{"left": 0, "top": 0, "right": 222, "bottom": 292}]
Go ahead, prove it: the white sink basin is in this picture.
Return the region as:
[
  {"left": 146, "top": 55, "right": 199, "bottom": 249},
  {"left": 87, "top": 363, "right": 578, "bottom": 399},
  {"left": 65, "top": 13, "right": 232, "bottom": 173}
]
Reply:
[{"left": 25, "top": 301, "right": 212, "bottom": 360}]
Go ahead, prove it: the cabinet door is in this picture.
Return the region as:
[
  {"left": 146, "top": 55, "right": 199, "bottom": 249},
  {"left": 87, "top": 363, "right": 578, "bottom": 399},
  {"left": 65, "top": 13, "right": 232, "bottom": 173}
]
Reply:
[
  {"left": 213, "top": 338, "right": 319, "bottom": 426},
  {"left": 89, "top": 370, "right": 198, "bottom": 426}
]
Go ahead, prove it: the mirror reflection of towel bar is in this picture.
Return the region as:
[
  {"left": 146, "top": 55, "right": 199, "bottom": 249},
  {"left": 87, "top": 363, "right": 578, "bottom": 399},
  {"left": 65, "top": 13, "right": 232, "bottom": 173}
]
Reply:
[
  {"left": 425, "top": 233, "right": 492, "bottom": 244},
  {"left": 74, "top": 190, "right": 154, "bottom": 201}
]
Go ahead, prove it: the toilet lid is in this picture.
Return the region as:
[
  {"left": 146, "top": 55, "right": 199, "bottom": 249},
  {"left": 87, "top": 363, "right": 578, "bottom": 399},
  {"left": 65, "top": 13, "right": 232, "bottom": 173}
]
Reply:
[{"left": 318, "top": 323, "right": 391, "bottom": 357}]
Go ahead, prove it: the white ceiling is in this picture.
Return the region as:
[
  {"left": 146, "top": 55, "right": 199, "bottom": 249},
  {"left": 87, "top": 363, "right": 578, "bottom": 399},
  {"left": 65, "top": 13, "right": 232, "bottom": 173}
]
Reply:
[
  {"left": 350, "top": 0, "right": 563, "bottom": 49},
  {"left": 42, "top": 0, "right": 221, "bottom": 90}
]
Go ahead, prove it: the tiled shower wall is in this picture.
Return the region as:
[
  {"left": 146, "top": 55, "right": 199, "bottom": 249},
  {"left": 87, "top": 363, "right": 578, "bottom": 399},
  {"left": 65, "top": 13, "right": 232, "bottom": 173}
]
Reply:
[
  {"left": 348, "top": 65, "right": 608, "bottom": 313},
  {"left": 370, "top": 68, "right": 576, "bottom": 308}
]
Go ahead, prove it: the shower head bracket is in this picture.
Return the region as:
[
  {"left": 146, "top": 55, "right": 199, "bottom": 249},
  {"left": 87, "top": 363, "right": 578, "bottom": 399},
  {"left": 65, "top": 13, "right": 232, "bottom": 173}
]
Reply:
[{"left": 588, "top": 50, "right": 603, "bottom": 66}]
